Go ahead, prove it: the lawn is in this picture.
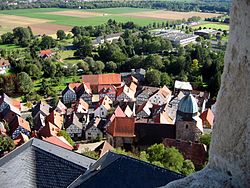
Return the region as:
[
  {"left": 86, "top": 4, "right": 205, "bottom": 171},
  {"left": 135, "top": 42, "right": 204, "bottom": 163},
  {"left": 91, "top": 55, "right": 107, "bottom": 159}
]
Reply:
[
  {"left": 0, "top": 44, "right": 25, "bottom": 50},
  {"left": 58, "top": 50, "right": 84, "bottom": 65},
  {"left": 192, "top": 22, "right": 230, "bottom": 30}
]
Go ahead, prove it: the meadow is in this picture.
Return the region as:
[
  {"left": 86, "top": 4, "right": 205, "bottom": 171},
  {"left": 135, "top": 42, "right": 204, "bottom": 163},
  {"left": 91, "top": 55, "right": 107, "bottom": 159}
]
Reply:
[
  {"left": 0, "top": 7, "right": 223, "bottom": 35},
  {"left": 192, "top": 22, "right": 230, "bottom": 30}
]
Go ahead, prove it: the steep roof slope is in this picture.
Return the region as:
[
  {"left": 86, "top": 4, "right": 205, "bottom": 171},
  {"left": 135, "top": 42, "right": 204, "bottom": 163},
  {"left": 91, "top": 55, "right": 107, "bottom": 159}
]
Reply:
[
  {"left": 0, "top": 138, "right": 95, "bottom": 188},
  {"left": 69, "top": 151, "right": 184, "bottom": 188}
]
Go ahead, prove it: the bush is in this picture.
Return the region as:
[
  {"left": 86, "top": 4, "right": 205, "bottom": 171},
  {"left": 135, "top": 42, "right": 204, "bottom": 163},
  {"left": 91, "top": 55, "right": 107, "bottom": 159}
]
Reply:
[{"left": 58, "top": 130, "right": 75, "bottom": 147}]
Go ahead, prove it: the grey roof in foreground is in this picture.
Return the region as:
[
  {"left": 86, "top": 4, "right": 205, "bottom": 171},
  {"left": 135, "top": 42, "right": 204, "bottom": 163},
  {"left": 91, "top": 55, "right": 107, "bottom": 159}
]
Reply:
[
  {"left": 69, "top": 151, "right": 184, "bottom": 188},
  {"left": 0, "top": 138, "right": 96, "bottom": 188}
]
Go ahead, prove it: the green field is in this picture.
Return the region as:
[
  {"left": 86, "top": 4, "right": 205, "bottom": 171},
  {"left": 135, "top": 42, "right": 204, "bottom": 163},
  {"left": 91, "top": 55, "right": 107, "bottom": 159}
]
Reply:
[
  {"left": 192, "top": 22, "right": 230, "bottom": 30},
  {"left": 84, "top": 7, "right": 155, "bottom": 14},
  {"left": 0, "top": 8, "right": 166, "bottom": 27}
]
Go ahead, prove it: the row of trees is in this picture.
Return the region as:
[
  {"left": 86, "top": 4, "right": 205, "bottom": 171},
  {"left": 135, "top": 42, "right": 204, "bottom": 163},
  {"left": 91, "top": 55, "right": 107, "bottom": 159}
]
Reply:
[{"left": 0, "top": 0, "right": 231, "bottom": 13}]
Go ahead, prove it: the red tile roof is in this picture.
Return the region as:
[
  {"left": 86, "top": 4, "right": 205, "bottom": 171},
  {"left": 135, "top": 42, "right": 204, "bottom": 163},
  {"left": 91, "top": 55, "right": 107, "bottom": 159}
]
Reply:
[
  {"left": 200, "top": 108, "right": 214, "bottom": 128},
  {"left": 82, "top": 74, "right": 121, "bottom": 86},
  {"left": 10, "top": 116, "right": 31, "bottom": 134},
  {"left": 40, "top": 49, "right": 53, "bottom": 56},
  {"left": 39, "top": 122, "right": 60, "bottom": 137},
  {"left": 68, "top": 82, "right": 82, "bottom": 90},
  {"left": 43, "top": 136, "right": 74, "bottom": 150},
  {"left": 107, "top": 117, "right": 135, "bottom": 137},
  {"left": 163, "top": 138, "right": 207, "bottom": 167},
  {"left": 98, "top": 85, "right": 116, "bottom": 95}
]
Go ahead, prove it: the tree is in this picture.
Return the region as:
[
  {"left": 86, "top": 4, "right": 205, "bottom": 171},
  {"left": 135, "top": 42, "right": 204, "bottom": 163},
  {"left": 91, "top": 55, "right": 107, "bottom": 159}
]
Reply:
[
  {"left": 0, "top": 135, "right": 15, "bottom": 154},
  {"left": 16, "top": 72, "right": 33, "bottom": 94},
  {"left": 56, "top": 30, "right": 66, "bottom": 40},
  {"left": 145, "top": 69, "right": 161, "bottom": 86},
  {"left": 106, "top": 61, "right": 117, "bottom": 72},
  {"left": 200, "top": 133, "right": 212, "bottom": 148},
  {"left": 25, "top": 64, "right": 42, "bottom": 79},
  {"left": 1, "top": 32, "right": 14, "bottom": 44},
  {"left": 160, "top": 72, "right": 173, "bottom": 87},
  {"left": 181, "top": 160, "right": 195, "bottom": 175},
  {"left": 13, "top": 27, "right": 31, "bottom": 47},
  {"left": 74, "top": 36, "right": 93, "bottom": 58},
  {"left": 39, "top": 35, "right": 57, "bottom": 49},
  {"left": 144, "top": 54, "right": 163, "bottom": 70},
  {"left": 82, "top": 148, "right": 99, "bottom": 160},
  {"left": 77, "top": 61, "right": 89, "bottom": 73}
]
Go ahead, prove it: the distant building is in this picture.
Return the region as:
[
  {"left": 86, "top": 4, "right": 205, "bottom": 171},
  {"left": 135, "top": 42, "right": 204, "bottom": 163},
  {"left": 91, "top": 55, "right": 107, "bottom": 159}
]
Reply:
[
  {"left": 39, "top": 49, "right": 55, "bottom": 59},
  {"left": 64, "top": 113, "right": 84, "bottom": 139},
  {"left": 155, "top": 29, "right": 198, "bottom": 46},
  {"left": 32, "top": 101, "right": 51, "bottom": 131},
  {"left": 85, "top": 117, "right": 103, "bottom": 141},
  {"left": 194, "top": 29, "right": 220, "bottom": 38},
  {"left": 92, "top": 32, "right": 122, "bottom": 47},
  {"left": 174, "top": 80, "right": 193, "bottom": 95},
  {"left": 9, "top": 116, "right": 31, "bottom": 139},
  {"left": 94, "top": 96, "right": 113, "bottom": 118},
  {"left": 200, "top": 108, "right": 214, "bottom": 129}
]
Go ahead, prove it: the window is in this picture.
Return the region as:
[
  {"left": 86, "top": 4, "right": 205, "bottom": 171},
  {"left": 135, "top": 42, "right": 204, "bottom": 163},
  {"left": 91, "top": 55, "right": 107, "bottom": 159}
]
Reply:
[
  {"left": 102, "top": 112, "right": 104, "bottom": 116},
  {"left": 186, "top": 124, "right": 189, "bottom": 129},
  {"left": 88, "top": 132, "right": 91, "bottom": 135}
]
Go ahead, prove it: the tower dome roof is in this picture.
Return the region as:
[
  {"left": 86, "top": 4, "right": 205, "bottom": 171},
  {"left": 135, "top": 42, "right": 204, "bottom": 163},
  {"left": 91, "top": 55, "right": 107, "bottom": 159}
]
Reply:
[{"left": 178, "top": 93, "right": 198, "bottom": 114}]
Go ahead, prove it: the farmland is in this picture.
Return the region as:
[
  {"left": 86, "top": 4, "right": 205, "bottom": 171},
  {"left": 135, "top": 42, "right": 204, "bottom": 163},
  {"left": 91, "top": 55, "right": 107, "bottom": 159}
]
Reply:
[{"left": 0, "top": 7, "right": 223, "bottom": 35}]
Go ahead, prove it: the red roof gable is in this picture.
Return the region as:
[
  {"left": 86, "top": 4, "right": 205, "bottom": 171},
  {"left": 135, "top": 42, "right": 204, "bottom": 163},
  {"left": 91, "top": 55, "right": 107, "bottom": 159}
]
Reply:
[
  {"left": 40, "top": 49, "right": 53, "bottom": 56},
  {"left": 200, "top": 108, "right": 214, "bottom": 128},
  {"left": 82, "top": 74, "right": 121, "bottom": 86},
  {"left": 98, "top": 85, "right": 116, "bottom": 95},
  {"left": 107, "top": 117, "right": 135, "bottom": 137},
  {"left": 43, "top": 136, "right": 73, "bottom": 150}
]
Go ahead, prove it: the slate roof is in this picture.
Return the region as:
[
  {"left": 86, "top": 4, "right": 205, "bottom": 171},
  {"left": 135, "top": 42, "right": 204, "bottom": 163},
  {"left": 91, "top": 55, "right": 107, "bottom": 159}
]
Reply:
[
  {"left": 0, "top": 138, "right": 96, "bottom": 188},
  {"left": 178, "top": 94, "right": 198, "bottom": 114},
  {"left": 32, "top": 101, "right": 51, "bottom": 117},
  {"left": 69, "top": 151, "right": 184, "bottom": 188}
]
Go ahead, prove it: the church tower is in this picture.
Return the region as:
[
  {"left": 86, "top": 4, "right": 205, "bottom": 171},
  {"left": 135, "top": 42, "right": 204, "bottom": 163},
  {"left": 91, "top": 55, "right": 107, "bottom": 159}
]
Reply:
[{"left": 175, "top": 93, "right": 203, "bottom": 142}]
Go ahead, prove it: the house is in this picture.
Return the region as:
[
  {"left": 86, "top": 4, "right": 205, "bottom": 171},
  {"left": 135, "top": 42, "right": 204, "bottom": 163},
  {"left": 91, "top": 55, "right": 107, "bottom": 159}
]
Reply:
[
  {"left": 163, "top": 138, "right": 207, "bottom": 168},
  {"left": 94, "top": 96, "right": 113, "bottom": 118},
  {"left": 151, "top": 104, "right": 174, "bottom": 124},
  {"left": 62, "top": 82, "right": 81, "bottom": 105},
  {"left": 98, "top": 84, "right": 116, "bottom": 101},
  {"left": 121, "top": 68, "right": 146, "bottom": 83},
  {"left": 116, "top": 85, "right": 136, "bottom": 102},
  {"left": 174, "top": 80, "right": 192, "bottom": 95},
  {"left": 0, "top": 138, "right": 96, "bottom": 187},
  {"left": 39, "top": 49, "right": 54, "bottom": 59},
  {"left": 92, "top": 32, "right": 122, "bottom": 47},
  {"left": 39, "top": 121, "right": 60, "bottom": 137},
  {"left": 82, "top": 73, "right": 121, "bottom": 93},
  {"left": 0, "top": 93, "right": 21, "bottom": 114},
  {"left": 72, "top": 98, "right": 89, "bottom": 124},
  {"left": 54, "top": 100, "right": 67, "bottom": 115},
  {"left": 68, "top": 151, "right": 184, "bottom": 188},
  {"left": 46, "top": 110, "right": 64, "bottom": 130},
  {"left": 85, "top": 117, "right": 103, "bottom": 141},
  {"left": 42, "top": 136, "right": 74, "bottom": 150},
  {"left": 104, "top": 106, "right": 127, "bottom": 131},
  {"left": 191, "top": 90, "right": 210, "bottom": 113},
  {"left": 194, "top": 29, "right": 220, "bottom": 38},
  {"left": 32, "top": 101, "right": 51, "bottom": 131},
  {"left": 136, "top": 101, "right": 153, "bottom": 118},
  {"left": 0, "top": 58, "right": 11, "bottom": 74},
  {"left": 2, "top": 105, "right": 21, "bottom": 124},
  {"left": 13, "top": 133, "right": 29, "bottom": 146},
  {"left": 134, "top": 122, "right": 175, "bottom": 150},
  {"left": 175, "top": 93, "right": 203, "bottom": 142},
  {"left": 136, "top": 86, "right": 159, "bottom": 105},
  {"left": 116, "top": 101, "right": 136, "bottom": 117},
  {"left": 167, "top": 91, "right": 186, "bottom": 120},
  {"left": 64, "top": 113, "right": 84, "bottom": 139},
  {"left": 148, "top": 85, "right": 172, "bottom": 106},
  {"left": 107, "top": 117, "right": 135, "bottom": 149},
  {"left": 94, "top": 141, "right": 114, "bottom": 158},
  {"left": 200, "top": 108, "right": 214, "bottom": 129},
  {"left": 9, "top": 116, "right": 31, "bottom": 139},
  {"left": 76, "top": 82, "right": 92, "bottom": 105}
]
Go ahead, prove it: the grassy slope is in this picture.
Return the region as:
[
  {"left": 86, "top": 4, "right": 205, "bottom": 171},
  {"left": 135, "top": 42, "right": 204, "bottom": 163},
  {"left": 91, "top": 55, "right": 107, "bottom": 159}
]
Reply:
[
  {"left": 192, "top": 22, "right": 230, "bottom": 30},
  {"left": 84, "top": 7, "right": 155, "bottom": 14}
]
